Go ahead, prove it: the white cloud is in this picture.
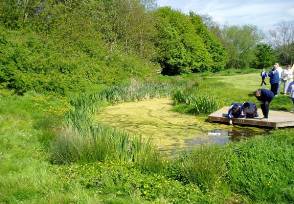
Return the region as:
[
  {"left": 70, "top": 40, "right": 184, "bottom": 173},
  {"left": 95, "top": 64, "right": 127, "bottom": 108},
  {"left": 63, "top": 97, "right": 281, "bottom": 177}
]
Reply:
[{"left": 156, "top": 0, "right": 294, "bottom": 31}]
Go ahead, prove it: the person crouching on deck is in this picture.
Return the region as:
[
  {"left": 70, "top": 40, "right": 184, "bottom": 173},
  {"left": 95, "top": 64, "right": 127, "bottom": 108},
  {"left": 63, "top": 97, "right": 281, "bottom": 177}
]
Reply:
[
  {"left": 227, "top": 102, "right": 258, "bottom": 125},
  {"left": 255, "top": 89, "right": 275, "bottom": 119}
]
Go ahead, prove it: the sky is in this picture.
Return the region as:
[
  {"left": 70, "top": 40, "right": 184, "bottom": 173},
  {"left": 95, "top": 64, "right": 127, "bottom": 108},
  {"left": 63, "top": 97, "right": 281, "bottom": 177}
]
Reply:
[{"left": 156, "top": 0, "right": 294, "bottom": 31}]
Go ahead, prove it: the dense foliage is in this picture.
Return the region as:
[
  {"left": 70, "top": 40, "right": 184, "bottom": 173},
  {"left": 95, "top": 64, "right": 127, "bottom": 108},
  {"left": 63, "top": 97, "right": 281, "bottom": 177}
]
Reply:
[
  {"left": 154, "top": 7, "right": 227, "bottom": 75},
  {"left": 221, "top": 25, "right": 261, "bottom": 69},
  {"left": 0, "top": 0, "right": 230, "bottom": 94},
  {"left": 252, "top": 43, "right": 277, "bottom": 69},
  {"left": 0, "top": 0, "right": 158, "bottom": 94}
]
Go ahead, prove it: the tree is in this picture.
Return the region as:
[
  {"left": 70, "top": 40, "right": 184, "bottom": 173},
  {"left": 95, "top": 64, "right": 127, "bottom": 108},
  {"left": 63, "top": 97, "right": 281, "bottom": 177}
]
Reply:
[
  {"left": 269, "top": 21, "right": 294, "bottom": 65},
  {"left": 221, "top": 25, "right": 262, "bottom": 68},
  {"left": 153, "top": 7, "right": 227, "bottom": 75},
  {"left": 190, "top": 13, "right": 227, "bottom": 71},
  {"left": 200, "top": 14, "right": 222, "bottom": 38},
  {"left": 252, "top": 44, "right": 276, "bottom": 69}
]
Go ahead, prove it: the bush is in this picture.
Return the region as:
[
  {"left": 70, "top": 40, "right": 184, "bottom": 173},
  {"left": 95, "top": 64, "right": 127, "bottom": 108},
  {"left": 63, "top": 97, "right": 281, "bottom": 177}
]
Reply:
[
  {"left": 0, "top": 26, "right": 157, "bottom": 95},
  {"left": 154, "top": 7, "right": 226, "bottom": 75}
]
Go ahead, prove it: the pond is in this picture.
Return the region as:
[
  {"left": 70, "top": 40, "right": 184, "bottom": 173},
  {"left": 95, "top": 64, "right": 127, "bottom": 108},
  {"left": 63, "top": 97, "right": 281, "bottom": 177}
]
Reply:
[{"left": 95, "top": 98, "right": 268, "bottom": 154}]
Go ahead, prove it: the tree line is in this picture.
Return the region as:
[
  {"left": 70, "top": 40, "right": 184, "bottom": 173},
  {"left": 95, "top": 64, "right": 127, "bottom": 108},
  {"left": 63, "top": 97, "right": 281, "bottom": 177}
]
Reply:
[{"left": 0, "top": 0, "right": 293, "bottom": 94}]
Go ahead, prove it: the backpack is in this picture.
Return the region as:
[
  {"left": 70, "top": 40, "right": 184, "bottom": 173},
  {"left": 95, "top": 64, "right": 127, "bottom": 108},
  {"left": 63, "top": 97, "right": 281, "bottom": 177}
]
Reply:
[{"left": 242, "top": 102, "right": 258, "bottom": 118}]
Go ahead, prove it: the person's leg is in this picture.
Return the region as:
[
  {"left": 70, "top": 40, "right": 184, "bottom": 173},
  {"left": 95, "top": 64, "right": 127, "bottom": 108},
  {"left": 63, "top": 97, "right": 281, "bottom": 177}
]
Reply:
[
  {"left": 271, "top": 83, "right": 278, "bottom": 95},
  {"left": 261, "top": 103, "right": 266, "bottom": 118},
  {"left": 271, "top": 84, "right": 275, "bottom": 94},
  {"left": 277, "top": 81, "right": 281, "bottom": 95},
  {"left": 284, "top": 80, "right": 289, "bottom": 94},
  {"left": 264, "top": 101, "right": 269, "bottom": 118}
]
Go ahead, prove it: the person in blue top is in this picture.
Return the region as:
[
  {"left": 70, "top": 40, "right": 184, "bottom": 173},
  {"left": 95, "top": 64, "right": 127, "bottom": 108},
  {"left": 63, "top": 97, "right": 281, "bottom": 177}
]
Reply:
[
  {"left": 227, "top": 102, "right": 258, "bottom": 124},
  {"left": 268, "top": 64, "right": 280, "bottom": 95},
  {"left": 260, "top": 68, "right": 267, "bottom": 87},
  {"left": 287, "top": 81, "right": 294, "bottom": 112},
  {"left": 255, "top": 89, "right": 275, "bottom": 118},
  {"left": 227, "top": 103, "right": 244, "bottom": 125}
]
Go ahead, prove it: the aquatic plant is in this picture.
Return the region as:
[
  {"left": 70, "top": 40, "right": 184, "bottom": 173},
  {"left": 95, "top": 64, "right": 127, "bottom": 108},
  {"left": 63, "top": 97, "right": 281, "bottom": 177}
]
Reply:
[
  {"left": 172, "top": 89, "right": 220, "bottom": 114},
  {"left": 51, "top": 81, "right": 175, "bottom": 169}
]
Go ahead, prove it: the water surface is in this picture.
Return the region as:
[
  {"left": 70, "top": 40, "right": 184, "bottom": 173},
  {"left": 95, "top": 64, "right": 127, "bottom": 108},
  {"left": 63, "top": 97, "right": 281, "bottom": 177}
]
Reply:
[{"left": 95, "top": 98, "right": 267, "bottom": 153}]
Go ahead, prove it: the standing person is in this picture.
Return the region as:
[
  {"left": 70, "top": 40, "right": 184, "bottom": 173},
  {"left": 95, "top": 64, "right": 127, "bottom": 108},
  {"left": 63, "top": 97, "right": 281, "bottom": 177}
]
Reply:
[
  {"left": 260, "top": 68, "right": 267, "bottom": 87},
  {"left": 287, "top": 81, "right": 294, "bottom": 112},
  {"left": 255, "top": 89, "right": 275, "bottom": 118},
  {"left": 281, "top": 65, "right": 294, "bottom": 95},
  {"left": 268, "top": 64, "right": 280, "bottom": 95},
  {"left": 276, "top": 63, "right": 283, "bottom": 95}
]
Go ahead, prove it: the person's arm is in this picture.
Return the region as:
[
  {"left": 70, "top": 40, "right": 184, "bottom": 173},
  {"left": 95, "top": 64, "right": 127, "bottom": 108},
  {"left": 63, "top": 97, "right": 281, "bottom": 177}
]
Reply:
[
  {"left": 228, "top": 105, "right": 233, "bottom": 119},
  {"left": 268, "top": 71, "right": 272, "bottom": 78}
]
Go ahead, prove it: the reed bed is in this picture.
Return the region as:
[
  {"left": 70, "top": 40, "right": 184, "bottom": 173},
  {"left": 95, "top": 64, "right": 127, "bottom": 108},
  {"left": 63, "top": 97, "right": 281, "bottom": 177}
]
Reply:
[{"left": 51, "top": 80, "right": 176, "bottom": 170}]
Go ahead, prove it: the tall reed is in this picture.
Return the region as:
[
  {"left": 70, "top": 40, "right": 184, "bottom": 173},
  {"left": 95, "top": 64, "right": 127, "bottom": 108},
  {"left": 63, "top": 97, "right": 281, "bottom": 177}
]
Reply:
[
  {"left": 172, "top": 89, "right": 219, "bottom": 114},
  {"left": 51, "top": 80, "right": 175, "bottom": 170}
]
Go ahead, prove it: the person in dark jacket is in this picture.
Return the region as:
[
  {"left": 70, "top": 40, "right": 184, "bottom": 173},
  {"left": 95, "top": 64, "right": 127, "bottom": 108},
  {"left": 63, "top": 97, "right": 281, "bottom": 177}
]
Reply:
[
  {"left": 255, "top": 89, "right": 275, "bottom": 118},
  {"left": 242, "top": 102, "right": 258, "bottom": 118},
  {"left": 268, "top": 65, "right": 280, "bottom": 95},
  {"left": 260, "top": 68, "right": 267, "bottom": 87},
  {"left": 227, "top": 102, "right": 258, "bottom": 125},
  {"left": 227, "top": 103, "right": 244, "bottom": 125}
]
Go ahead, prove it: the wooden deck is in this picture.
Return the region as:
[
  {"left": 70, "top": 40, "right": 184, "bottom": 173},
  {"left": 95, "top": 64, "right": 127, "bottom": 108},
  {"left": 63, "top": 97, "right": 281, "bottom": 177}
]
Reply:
[{"left": 208, "top": 107, "right": 294, "bottom": 128}]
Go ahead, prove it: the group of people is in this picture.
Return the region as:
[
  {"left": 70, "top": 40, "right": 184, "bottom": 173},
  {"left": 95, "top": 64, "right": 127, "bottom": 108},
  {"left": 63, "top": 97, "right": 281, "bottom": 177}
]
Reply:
[
  {"left": 227, "top": 63, "right": 294, "bottom": 124},
  {"left": 262, "top": 63, "right": 294, "bottom": 96}
]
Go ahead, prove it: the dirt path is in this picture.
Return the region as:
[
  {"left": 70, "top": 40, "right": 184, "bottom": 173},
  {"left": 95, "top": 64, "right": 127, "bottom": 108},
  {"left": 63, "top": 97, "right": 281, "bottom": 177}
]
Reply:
[{"left": 95, "top": 98, "right": 263, "bottom": 153}]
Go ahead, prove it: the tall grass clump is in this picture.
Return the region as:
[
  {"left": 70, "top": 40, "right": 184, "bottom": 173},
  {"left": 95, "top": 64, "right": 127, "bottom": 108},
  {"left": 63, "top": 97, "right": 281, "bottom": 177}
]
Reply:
[
  {"left": 172, "top": 89, "right": 220, "bottom": 115},
  {"left": 162, "top": 130, "right": 294, "bottom": 203},
  {"left": 226, "top": 130, "right": 294, "bottom": 202},
  {"left": 98, "top": 80, "right": 174, "bottom": 103},
  {"left": 165, "top": 146, "right": 229, "bottom": 192},
  {"left": 50, "top": 125, "right": 161, "bottom": 168}
]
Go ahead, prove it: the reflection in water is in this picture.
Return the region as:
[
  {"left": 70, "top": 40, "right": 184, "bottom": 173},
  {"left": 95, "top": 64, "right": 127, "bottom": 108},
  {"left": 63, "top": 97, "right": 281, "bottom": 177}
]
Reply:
[
  {"left": 186, "top": 128, "right": 267, "bottom": 146},
  {"left": 166, "top": 128, "right": 269, "bottom": 155}
]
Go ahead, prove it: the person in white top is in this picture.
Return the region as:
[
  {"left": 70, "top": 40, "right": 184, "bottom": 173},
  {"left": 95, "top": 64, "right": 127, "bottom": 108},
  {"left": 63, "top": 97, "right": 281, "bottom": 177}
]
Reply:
[
  {"left": 281, "top": 65, "right": 294, "bottom": 94},
  {"left": 275, "top": 63, "right": 283, "bottom": 95}
]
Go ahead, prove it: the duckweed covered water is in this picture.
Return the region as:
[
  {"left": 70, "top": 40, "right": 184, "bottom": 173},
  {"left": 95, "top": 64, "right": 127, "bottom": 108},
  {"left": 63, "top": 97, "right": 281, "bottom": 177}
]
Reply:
[{"left": 95, "top": 98, "right": 267, "bottom": 153}]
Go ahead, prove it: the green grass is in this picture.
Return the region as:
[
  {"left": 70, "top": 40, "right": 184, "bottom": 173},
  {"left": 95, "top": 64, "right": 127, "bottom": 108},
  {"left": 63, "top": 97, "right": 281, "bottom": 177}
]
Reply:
[
  {"left": 172, "top": 72, "right": 294, "bottom": 115},
  {"left": 0, "top": 73, "right": 294, "bottom": 203},
  {"left": 166, "top": 129, "right": 294, "bottom": 203}
]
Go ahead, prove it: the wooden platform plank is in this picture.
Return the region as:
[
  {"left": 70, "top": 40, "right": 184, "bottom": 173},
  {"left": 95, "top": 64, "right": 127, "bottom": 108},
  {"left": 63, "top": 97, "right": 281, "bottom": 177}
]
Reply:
[{"left": 208, "top": 107, "right": 294, "bottom": 128}]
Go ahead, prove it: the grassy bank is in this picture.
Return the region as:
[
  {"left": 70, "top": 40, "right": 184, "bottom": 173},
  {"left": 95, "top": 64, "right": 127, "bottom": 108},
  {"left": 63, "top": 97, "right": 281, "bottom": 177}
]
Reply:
[
  {"left": 1, "top": 73, "right": 294, "bottom": 203},
  {"left": 172, "top": 72, "right": 293, "bottom": 114}
]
